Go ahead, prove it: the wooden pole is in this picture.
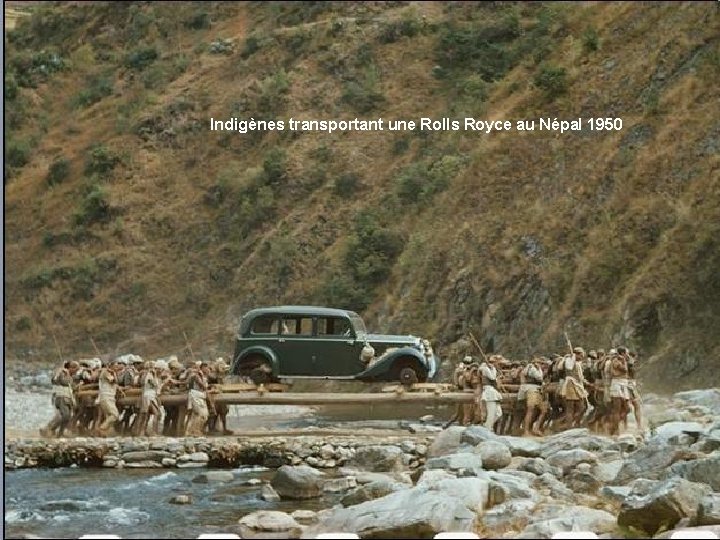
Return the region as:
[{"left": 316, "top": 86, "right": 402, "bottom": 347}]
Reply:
[
  {"left": 183, "top": 331, "right": 197, "bottom": 362},
  {"left": 90, "top": 337, "right": 102, "bottom": 357},
  {"left": 468, "top": 332, "right": 488, "bottom": 361}
]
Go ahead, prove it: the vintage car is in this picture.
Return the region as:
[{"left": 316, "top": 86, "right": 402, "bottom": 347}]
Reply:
[{"left": 231, "top": 306, "right": 438, "bottom": 385}]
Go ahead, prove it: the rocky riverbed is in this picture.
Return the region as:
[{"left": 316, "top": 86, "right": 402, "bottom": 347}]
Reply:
[{"left": 5, "top": 388, "right": 720, "bottom": 539}]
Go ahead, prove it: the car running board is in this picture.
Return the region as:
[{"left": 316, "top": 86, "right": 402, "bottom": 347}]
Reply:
[{"left": 278, "top": 375, "right": 358, "bottom": 381}]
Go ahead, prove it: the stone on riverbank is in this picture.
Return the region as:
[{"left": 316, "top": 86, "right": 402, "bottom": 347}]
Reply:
[
  {"left": 193, "top": 471, "right": 234, "bottom": 483},
  {"left": 428, "top": 426, "right": 465, "bottom": 457},
  {"left": 696, "top": 494, "right": 720, "bottom": 526},
  {"left": 341, "top": 479, "right": 407, "bottom": 506},
  {"left": 238, "top": 510, "right": 302, "bottom": 539},
  {"left": 261, "top": 484, "right": 281, "bottom": 502},
  {"left": 350, "top": 445, "right": 403, "bottom": 472},
  {"left": 271, "top": 465, "right": 325, "bottom": 499},
  {"left": 169, "top": 494, "right": 192, "bottom": 505},
  {"left": 474, "top": 440, "right": 512, "bottom": 470}
]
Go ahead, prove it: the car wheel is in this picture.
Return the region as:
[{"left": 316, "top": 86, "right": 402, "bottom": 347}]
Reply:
[
  {"left": 250, "top": 365, "right": 272, "bottom": 385},
  {"left": 399, "top": 366, "right": 419, "bottom": 386}
]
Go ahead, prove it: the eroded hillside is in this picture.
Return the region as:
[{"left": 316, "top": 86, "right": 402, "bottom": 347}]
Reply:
[{"left": 4, "top": 2, "right": 719, "bottom": 390}]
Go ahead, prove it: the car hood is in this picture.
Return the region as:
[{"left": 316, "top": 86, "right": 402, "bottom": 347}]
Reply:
[{"left": 364, "top": 334, "right": 419, "bottom": 347}]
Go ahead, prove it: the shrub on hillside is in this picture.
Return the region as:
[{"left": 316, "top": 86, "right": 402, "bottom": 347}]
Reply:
[
  {"left": 320, "top": 272, "right": 369, "bottom": 312},
  {"left": 257, "top": 69, "right": 290, "bottom": 116},
  {"left": 73, "top": 76, "right": 113, "bottom": 108},
  {"left": 582, "top": 26, "right": 599, "bottom": 53},
  {"left": 340, "top": 79, "right": 385, "bottom": 114},
  {"left": 5, "top": 138, "right": 32, "bottom": 169},
  {"left": 73, "top": 185, "right": 111, "bottom": 225},
  {"left": 377, "top": 17, "right": 422, "bottom": 44},
  {"left": 124, "top": 46, "right": 159, "bottom": 70},
  {"left": 534, "top": 64, "right": 568, "bottom": 99},
  {"left": 333, "top": 173, "right": 361, "bottom": 197},
  {"left": 241, "top": 35, "right": 262, "bottom": 59},
  {"left": 85, "top": 145, "right": 121, "bottom": 176},
  {"left": 47, "top": 157, "right": 70, "bottom": 186},
  {"left": 185, "top": 10, "right": 211, "bottom": 30}
]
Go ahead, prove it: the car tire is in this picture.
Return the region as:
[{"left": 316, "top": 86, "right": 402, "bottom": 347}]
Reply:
[
  {"left": 250, "top": 366, "right": 271, "bottom": 385},
  {"left": 398, "top": 366, "right": 419, "bottom": 386}
]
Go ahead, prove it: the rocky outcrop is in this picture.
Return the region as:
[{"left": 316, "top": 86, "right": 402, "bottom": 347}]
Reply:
[
  {"left": 341, "top": 479, "right": 407, "bottom": 506},
  {"left": 428, "top": 427, "right": 465, "bottom": 457},
  {"left": 474, "top": 440, "right": 512, "bottom": 470},
  {"left": 617, "top": 477, "right": 712, "bottom": 535},
  {"left": 696, "top": 494, "right": 720, "bottom": 526},
  {"left": 350, "top": 445, "right": 404, "bottom": 472},
  {"left": 516, "top": 504, "right": 617, "bottom": 539},
  {"left": 665, "top": 451, "right": 720, "bottom": 490},
  {"left": 238, "top": 511, "right": 302, "bottom": 539}
]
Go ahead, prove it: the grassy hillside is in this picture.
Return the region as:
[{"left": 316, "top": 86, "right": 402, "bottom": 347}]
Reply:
[{"left": 4, "top": 1, "right": 719, "bottom": 391}]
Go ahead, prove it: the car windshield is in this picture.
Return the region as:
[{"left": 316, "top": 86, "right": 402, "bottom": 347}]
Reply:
[{"left": 349, "top": 313, "right": 366, "bottom": 336}]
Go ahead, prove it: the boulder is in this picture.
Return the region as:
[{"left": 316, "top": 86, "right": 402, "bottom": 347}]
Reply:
[
  {"left": 430, "top": 477, "right": 491, "bottom": 513},
  {"left": 121, "top": 450, "right": 172, "bottom": 463},
  {"left": 192, "top": 471, "right": 234, "bottom": 483},
  {"left": 540, "top": 429, "right": 617, "bottom": 458},
  {"left": 125, "top": 461, "right": 163, "bottom": 468},
  {"left": 168, "top": 494, "right": 192, "bottom": 505},
  {"left": 338, "top": 468, "right": 411, "bottom": 485},
  {"left": 486, "top": 471, "right": 538, "bottom": 501},
  {"left": 532, "top": 473, "right": 574, "bottom": 501},
  {"left": 238, "top": 511, "right": 301, "bottom": 539},
  {"left": 618, "top": 477, "right": 712, "bottom": 535},
  {"left": 351, "top": 445, "right": 404, "bottom": 472},
  {"left": 341, "top": 480, "right": 407, "bottom": 506},
  {"left": 290, "top": 509, "right": 317, "bottom": 525},
  {"left": 498, "top": 436, "right": 542, "bottom": 457},
  {"left": 461, "top": 426, "right": 498, "bottom": 446},
  {"left": 673, "top": 389, "right": 720, "bottom": 414},
  {"left": 592, "top": 459, "right": 624, "bottom": 483},
  {"left": 323, "top": 477, "right": 357, "bottom": 492},
  {"left": 653, "top": 422, "right": 706, "bottom": 442},
  {"left": 600, "top": 485, "right": 631, "bottom": 504},
  {"left": 482, "top": 499, "right": 537, "bottom": 535},
  {"left": 310, "top": 488, "right": 476, "bottom": 538},
  {"left": 415, "top": 469, "right": 458, "bottom": 489},
  {"left": 270, "top": 465, "right": 325, "bottom": 500},
  {"left": 516, "top": 505, "right": 617, "bottom": 539},
  {"left": 425, "top": 452, "right": 483, "bottom": 474},
  {"left": 515, "top": 457, "right": 557, "bottom": 477},
  {"left": 564, "top": 470, "right": 602, "bottom": 494},
  {"left": 261, "top": 484, "right": 281, "bottom": 502},
  {"left": 614, "top": 442, "right": 680, "bottom": 484},
  {"left": 666, "top": 451, "right": 720, "bottom": 490},
  {"left": 545, "top": 449, "right": 598, "bottom": 474},
  {"left": 428, "top": 426, "right": 466, "bottom": 457},
  {"left": 474, "top": 440, "right": 512, "bottom": 470},
  {"left": 696, "top": 494, "right": 720, "bottom": 526}
]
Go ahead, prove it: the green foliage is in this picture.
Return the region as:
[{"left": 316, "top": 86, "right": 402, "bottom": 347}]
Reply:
[
  {"left": 241, "top": 35, "right": 262, "bottom": 59},
  {"left": 262, "top": 228, "right": 298, "bottom": 292},
  {"left": 85, "top": 145, "right": 121, "bottom": 176},
  {"left": 141, "top": 54, "right": 189, "bottom": 89},
  {"left": 260, "top": 147, "right": 287, "bottom": 186},
  {"left": 5, "top": 138, "right": 32, "bottom": 169},
  {"left": 392, "top": 138, "right": 410, "bottom": 155},
  {"left": 74, "top": 184, "right": 112, "bottom": 226},
  {"left": 124, "top": 46, "right": 159, "bottom": 70},
  {"left": 320, "top": 272, "right": 369, "bottom": 312},
  {"left": 355, "top": 43, "right": 374, "bottom": 67},
  {"left": 436, "top": 14, "right": 520, "bottom": 82},
  {"left": 582, "top": 26, "right": 599, "bottom": 53},
  {"left": 534, "top": 64, "right": 568, "bottom": 99},
  {"left": 343, "top": 210, "right": 405, "bottom": 286},
  {"left": 395, "top": 154, "right": 466, "bottom": 204},
  {"left": 15, "top": 316, "right": 32, "bottom": 332},
  {"left": 7, "top": 49, "right": 65, "bottom": 88},
  {"left": 5, "top": 73, "right": 19, "bottom": 100},
  {"left": 185, "top": 10, "right": 211, "bottom": 30},
  {"left": 334, "top": 173, "right": 361, "bottom": 197},
  {"left": 73, "top": 75, "right": 113, "bottom": 108},
  {"left": 257, "top": 69, "right": 290, "bottom": 116},
  {"left": 20, "top": 256, "right": 116, "bottom": 296},
  {"left": 47, "top": 157, "right": 71, "bottom": 186},
  {"left": 340, "top": 65, "right": 385, "bottom": 114},
  {"left": 378, "top": 16, "right": 422, "bottom": 44}
]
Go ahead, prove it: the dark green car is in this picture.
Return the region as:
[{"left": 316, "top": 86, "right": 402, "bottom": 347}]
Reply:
[{"left": 231, "top": 306, "right": 438, "bottom": 385}]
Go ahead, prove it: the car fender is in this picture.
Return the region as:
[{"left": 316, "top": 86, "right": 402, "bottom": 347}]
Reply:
[
  {"left": 233, "top": 346, "right": 279, "bottom": 375},
  {"left": 357, "top": 347, "right": 428, "bottom": 379}
]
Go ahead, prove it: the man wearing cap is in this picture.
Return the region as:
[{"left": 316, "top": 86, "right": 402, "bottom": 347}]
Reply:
[
  {"left": 519, "top": 357, "right": 545, "bottom": 436},
  {"left": 96, "top": 359, "right": 124, "bottom": 436},
  {"left": 162, "top": 357, "right": 185, "bottom": 435},
  {"left": 133, "top": 361, "right": 164, "bottom": 436},
  {"left": 479, "top": 355, "right": 503, "bottom": 432},
  {"left": 608, "top": 349, "right": 631, "bottom": 435},
  {"left": 560, "top": 348, "right": 589, "bottom": 429},
  {"left": 207, "top": 357, "right": 233, "bottom": 435},
  {"left": 444, "top": 356, "right": 474, "bottom": 428},
  {"left": 41, "top": 360, "right": 80, "bottom": 438},
  {"left": 186, "top": 362, "right": 212, "bottom": 436}
]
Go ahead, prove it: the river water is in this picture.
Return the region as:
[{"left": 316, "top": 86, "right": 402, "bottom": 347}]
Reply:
[
  {"left": 5, "top": 466, "right": 345, "bottom": 539},
  {"left": 4, "top": 388, "right": 451, "bottom": 538}
]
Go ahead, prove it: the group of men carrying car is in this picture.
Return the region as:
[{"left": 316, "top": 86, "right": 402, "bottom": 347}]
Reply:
[
  {"left": 447, "top": 345, "right": 643, "bottom": 437},
  {"left": 40, "top": 356, "right": 233, "bottom": 438}
]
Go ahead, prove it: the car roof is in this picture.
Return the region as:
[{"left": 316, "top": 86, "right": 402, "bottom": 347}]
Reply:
[{"left": 243, "top": 306, "right": 360, "bottom": 319}]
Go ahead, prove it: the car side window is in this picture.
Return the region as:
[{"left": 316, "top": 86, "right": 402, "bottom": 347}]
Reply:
[
  {"left": 251, "top": 315, "right": 279, "bottom": 335},
  {"left": 317, "top": 317, "right": 353, "bottom": 337},
  {"left": 282, "top": 317, "right": 313, "bottom": 336}
]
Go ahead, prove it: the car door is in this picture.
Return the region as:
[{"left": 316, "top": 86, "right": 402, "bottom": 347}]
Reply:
[
  {"left": 314, "top": 316, "right": 365, "bottom": 376},
  {"left": 273, "top": 315, "right": 315, "bottom": 375}
]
